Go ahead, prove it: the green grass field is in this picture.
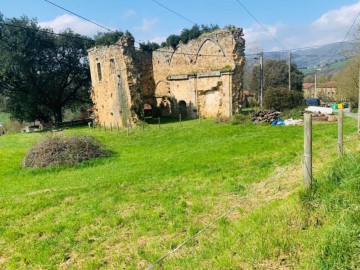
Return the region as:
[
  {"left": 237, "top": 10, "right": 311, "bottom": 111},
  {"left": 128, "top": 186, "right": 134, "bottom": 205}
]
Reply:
[{"left": 0, "top": 118, "right": 359, "bottom": 269}]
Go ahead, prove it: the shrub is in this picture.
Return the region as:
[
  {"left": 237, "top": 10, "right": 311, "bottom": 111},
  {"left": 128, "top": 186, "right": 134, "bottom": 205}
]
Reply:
[
  {"left": 231, "top": 114, "right": 251, "bottom": 125},
  {"left": 2, "top": 120, "right": 25, "bottom": 133},
  {"left": 263, "top": 87, "right": 304, "bottom": 111},
  {"left": 22, "top": 135, "right": 110, "bottom": 167}
]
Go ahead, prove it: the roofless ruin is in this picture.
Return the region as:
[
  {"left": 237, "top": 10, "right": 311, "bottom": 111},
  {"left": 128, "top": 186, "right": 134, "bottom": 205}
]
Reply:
[{"left": 88, "top": 27, "right": 245, "bottom": 127}]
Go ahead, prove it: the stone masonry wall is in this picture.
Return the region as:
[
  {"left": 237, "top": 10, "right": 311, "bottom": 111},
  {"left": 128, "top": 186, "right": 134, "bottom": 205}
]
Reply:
[
  {"left": 88, "top": 27, "right": 245, "bottom": 127},
  {"left": 151, "top": 27, "right": 245, "bottom": 118},
  {"left": 88, "top": 35, "right": 142, "bottom": 127}
]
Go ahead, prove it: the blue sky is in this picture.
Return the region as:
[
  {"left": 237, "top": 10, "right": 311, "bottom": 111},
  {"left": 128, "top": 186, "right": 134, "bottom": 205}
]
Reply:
[{"left": 1, "top": 0, "right": 360, "bottom": 52}]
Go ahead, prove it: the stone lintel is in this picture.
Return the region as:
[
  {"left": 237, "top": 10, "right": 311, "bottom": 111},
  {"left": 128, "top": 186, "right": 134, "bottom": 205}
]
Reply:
[
  {"left": 167, "top": 74, "right": 189, "bottom": 81},
  {"left": 220, "top": 71, "right": 234, "bottom": 75},
  {"left": 197, "top": 71, "right": 221, "bottom": 78}
]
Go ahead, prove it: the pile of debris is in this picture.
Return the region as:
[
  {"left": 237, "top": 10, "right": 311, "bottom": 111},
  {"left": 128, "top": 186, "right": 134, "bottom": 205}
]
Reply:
[
  {"left": 252, "top": 110, "right": 281, "bottom": 124},
  {"left": 307, "top": 111, "right": 337, "bottom": 122}
]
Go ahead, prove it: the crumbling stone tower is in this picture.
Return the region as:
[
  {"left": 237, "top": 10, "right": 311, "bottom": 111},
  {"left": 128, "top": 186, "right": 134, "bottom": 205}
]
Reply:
[{"left": 88, "top": 27, "right": 245, "bottom": 127}]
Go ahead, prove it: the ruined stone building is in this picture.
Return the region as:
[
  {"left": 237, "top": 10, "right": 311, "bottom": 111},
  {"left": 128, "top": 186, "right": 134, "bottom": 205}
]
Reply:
[{"left": 88, "top": 27, "right": 245, "bottom": 127}]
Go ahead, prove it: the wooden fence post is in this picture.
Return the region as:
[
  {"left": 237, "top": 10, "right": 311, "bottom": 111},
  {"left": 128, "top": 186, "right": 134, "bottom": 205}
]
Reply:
[
  {"left": 158, "top": 117, "right": 160, "bottom": 129},
  {"left": 179, "top": 114, "right": 182, "bottom": 125},
  {"left": 338, "top": 109, "right": 343, "bottom": 156},
  {"left": 304, "top": 113, "right": 312, "bottom": 189}
]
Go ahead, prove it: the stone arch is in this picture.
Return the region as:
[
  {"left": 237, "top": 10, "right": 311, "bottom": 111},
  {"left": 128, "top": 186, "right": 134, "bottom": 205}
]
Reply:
[
  {"left": 178, "top": 100, "right": 187, "bottom": 118},
  {"left": 169, "top": 46, "right": 192, "bottom": 67},
  {"left": 195, "top": 39, "right": 225, "bottom": 64},
  {"left": 155, "top": 80, "right": 169, "bottom": 97}
]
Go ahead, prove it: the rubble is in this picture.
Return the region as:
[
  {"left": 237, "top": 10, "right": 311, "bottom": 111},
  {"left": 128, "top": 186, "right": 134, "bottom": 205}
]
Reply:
[{"left": 252, "top": 110, "right": 281, "bottom": 124}]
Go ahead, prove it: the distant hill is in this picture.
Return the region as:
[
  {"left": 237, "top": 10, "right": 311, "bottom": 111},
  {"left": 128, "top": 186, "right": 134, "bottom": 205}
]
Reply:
[{"left": 264, "top": 41, "right": 358, "bottom": 75}]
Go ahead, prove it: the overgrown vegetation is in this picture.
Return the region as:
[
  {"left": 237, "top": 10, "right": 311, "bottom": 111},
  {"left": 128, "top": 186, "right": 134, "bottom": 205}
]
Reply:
[
  {"left": 163, "top": 24, "right": 220, "bottom": 49},
  {"left": 0, "top": 117, "right": 358, "bottom": 269},
  {"left": 22, "top": 135, "right": 109, "bottom": 167},
  {"left": 263, "top": 87, "right": 304, "bottom": 111},
  {"left": 299, "top": 156, "right": 360, "bottom": 269},
  {"left": 94, "top": 31, "right": 132, "bottom": 46}
]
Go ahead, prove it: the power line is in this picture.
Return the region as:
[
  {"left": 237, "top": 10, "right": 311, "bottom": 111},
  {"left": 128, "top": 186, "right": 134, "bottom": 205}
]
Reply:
[
  {"left": 235, "top": 0, "right": 286, "bottom": 50},
  {"left": 151, "top": 0, "right": 197, "bottom": 25},
  {"left": 0, "top": 22, "right": 94, "bottom": 42},
  {"left": 44, "top": 0, "right": 113, "bottom": 32},
  {"left": 326, "top": 10, "right": 360, "bottom": 64},
  {"left": 2, "top": 20, "right": 358, "bottom": 65}
]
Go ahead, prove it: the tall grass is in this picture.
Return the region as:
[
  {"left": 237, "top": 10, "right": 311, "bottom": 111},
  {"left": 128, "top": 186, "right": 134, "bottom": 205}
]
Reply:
[{"left": 0, "top": 118, "right": 358, "bottom": 269}]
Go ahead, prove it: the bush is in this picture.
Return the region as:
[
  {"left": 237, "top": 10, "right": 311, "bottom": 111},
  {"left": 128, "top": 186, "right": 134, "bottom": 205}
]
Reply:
[
  {"left": 22, "top": 135, "right": 110, "bottom": 167},
  {"left": 231, "top": 114, "right": 251, "bottom": 125},
  {"left": 2, "top": 120, "right": 25, "bottom": 133},
  {"left": 263, "top": 87, "right": 304, "bottom": 111}
]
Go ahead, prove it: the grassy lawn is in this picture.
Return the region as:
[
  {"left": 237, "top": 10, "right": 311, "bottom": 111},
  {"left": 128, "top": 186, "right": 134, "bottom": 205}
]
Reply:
[{"left": 0, "top": 117, "right": 358, "bottom": 269}]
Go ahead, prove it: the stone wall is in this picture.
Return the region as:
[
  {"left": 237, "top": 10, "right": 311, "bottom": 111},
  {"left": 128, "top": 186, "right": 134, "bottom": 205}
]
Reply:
[
  {"left": 150, "top": 27, "right": 244, "bottom": 118},
  {"left": 88, "top": 35, "right": 142, "bottom": 127},
  {"left": 88, "top": 27, "right": 245, "bottom": 127}
]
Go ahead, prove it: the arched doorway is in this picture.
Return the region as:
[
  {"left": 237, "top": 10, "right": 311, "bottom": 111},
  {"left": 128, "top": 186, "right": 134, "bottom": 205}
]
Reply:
[{"left": 178, "top": 100, "right": 187, "bottom": 118}]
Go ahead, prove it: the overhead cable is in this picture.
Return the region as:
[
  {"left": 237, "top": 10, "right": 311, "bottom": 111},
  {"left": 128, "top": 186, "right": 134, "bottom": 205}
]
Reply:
[
  {"left": 235, "top": 0, "right": 286, "bottom": 50},
  {"left": 44, "top": 0, "right": 114, "bottom": 32},
  {"left": 326, "top": 10, "right": 360, "bottom": 64},
  {"left": 151, "top": 0, "right": 197, "bottom": 25}
]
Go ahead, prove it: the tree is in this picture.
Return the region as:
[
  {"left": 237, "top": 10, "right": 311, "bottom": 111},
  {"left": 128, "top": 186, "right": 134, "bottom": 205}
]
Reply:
[
  {"left": 139, "top": 41, "right": 160, "bottom": 52},
  {"left": 263, "top": 86, "right": 304, "bottom": 111},
  {"left": 93, "top": 31, "right": 126, "bottom": 46},
  {"left": 165, "top": 34, "right": 181, "bottom": 49},
  {"left": 335, "top": 56, "right": 360, "bottom": 103},
  {"left": 163, "top": 24, "right": 220, "bottom": 49},
  {"left": 250, "top": 59, "right": 304, "bottom": 93},
  {"left": 0, "top": 15, "right": 92, "bottom": 124}
]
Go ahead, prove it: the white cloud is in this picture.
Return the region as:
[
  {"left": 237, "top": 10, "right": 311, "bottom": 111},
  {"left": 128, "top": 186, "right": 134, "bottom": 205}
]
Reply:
[
  {"left": 134, "top": 18, "right": 158, "bottom": 32},
  {"left": 122, "top": 9, "right": 136, "bottom": 19},
  {"left": 313, "top": 1, "right": 360, "bottom": 29},
  {"left": 149, "top": 35, "right": 167, "bottom": 44},
  {"left": 244, "top": 23, "right": 284, "bottom": 52},
  {"left": 244, "top": 1, "right": 360, "bottom": 52},
  {"left": 39, "top": 14, "right": 110, "bottom": 37}
]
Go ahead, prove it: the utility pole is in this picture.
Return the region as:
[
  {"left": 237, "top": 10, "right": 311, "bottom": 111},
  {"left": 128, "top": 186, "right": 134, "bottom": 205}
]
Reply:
[
  {"left": 260, "top": 52, "right": 264, "bottom": 108},
  {"left": 314, "top": 72, "right": 317, "bottom": 98},
  {"left": 314, "top": 68, "right": 321, "bottom": 98},
  {"left": 288, "top": 51, "right": 291, "bottom": 90},
  {"left": 358, "top": 70, "right": 360, "bottom": 133}
]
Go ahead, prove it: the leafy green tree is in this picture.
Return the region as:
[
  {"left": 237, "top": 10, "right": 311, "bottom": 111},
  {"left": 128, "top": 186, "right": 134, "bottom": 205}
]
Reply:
[
  {"left": 250, "top": 60, "right": 304, "bottom": 93},
  {"left": 263, "top": 86, "right": 304, "bottom": 111},
  {"left": 180, "top": 25, "right": 201, "bottom": 44},
  {"left": 335, "top": 56, "right": 360, "bottom": 103},
  {"left": 93, "top": 31, "right": 124, "bottom": 46},
  {"left": 0, "top": 15, "right": 92, "bottom": 124},
  {"left": 165, "top": 34, "right": 181, "bottom": 49},
  {"left": 163, "top": 24, "right": 220, "bottom": 49},
  {"left": 139, "top": 41, "right": 160, "bottom": 52}
]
